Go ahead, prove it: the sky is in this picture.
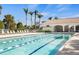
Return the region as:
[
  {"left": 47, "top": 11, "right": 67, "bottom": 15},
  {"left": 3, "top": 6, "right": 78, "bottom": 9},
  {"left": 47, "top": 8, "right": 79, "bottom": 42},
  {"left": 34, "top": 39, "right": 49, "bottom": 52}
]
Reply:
[{"left": 0, "top": 4, "right": 79, "bottom": 25}]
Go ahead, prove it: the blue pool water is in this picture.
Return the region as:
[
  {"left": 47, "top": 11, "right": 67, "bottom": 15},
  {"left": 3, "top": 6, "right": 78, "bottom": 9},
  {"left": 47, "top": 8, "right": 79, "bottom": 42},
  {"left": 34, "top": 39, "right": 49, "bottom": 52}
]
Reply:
[{"left": 0, "top": 33, "right": 71, "bottom": 55}]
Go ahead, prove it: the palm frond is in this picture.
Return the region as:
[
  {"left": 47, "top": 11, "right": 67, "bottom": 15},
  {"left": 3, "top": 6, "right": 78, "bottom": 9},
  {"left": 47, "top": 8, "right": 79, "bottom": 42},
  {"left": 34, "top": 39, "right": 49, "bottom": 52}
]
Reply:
[
  {"left": 0, "top": 5, "right": 2, "bottom": 9},
  {"left": 23, "top": 8, "right": 28, "bottom": 14}
]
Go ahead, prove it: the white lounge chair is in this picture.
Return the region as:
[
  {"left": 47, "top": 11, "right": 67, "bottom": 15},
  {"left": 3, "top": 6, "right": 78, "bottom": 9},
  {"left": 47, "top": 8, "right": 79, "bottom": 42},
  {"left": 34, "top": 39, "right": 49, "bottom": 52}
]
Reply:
[
  {"left": 27, "top": 30, "right": 29, "bottom": 33},
  {"left": 0, "top": 29, "right": 5, "bottom": 34},
  {"left": 13, "top": 30, "right": 15, "bottom": 33},
  {"left": 17, "top": 30, "right": 19, "bottom": 33},
  {"left": 23, "top": 30, "right": 25, "bottom": 32},
  {"left": 20, "top": 30, "right": 22, "bottom": 33},
  {"left": 10, "top": 30, "right": 12, "bottom": 33},
  {"left": 24, "top": 30, "right": 26, "bottom": 32},
  {"left": 6, "top": 30, "right": 9, "bottom": 34}
]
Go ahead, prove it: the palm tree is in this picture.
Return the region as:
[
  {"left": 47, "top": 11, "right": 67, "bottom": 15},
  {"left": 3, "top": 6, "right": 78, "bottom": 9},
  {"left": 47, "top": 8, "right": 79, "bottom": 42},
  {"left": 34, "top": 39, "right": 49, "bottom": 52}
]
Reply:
[
  {"left": 28, "top": 11, "right": 33, "bottom": 27},
  {"left": 0, "top": 5, "right": 2, "bottom": 15},
  {"left": 54, "top": 17, "right": 58, "bottom": 20},
  {"left": 23, "top": 8, "right": 28, "bottom": 28},
  {"left": 37, "top": 13, "right": 43, "bottom": 28},
  {"left": 34, "top": 10, "right": 38, "bottom": 29},
  {"left": 48, "top": 17, "right": 52, "bottom": 20},
  {"left": 4, "top": 14, "right": 16, "bottom": 30}
]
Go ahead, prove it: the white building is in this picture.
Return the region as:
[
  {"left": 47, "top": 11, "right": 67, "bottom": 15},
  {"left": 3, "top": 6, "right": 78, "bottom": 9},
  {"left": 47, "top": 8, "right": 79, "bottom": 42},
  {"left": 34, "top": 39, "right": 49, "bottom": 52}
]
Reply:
[{"left": 41, "top": 18, "right": 79, "bottom": 32}]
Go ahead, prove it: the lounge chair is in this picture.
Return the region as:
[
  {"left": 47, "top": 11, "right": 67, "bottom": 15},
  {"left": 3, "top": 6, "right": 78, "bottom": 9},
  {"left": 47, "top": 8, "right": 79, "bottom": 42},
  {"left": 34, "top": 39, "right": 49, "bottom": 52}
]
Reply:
[
  {"left": 13, "top": 30, "right": 15, "bottom": 33},
  {"left": 0, "top": 29, "right": 5, "bottom": 34},
  {"left": 6, "top": 30, "right": 9, "bottom": 34},
  {"left": 4, "top": 29, "right": 9, "bottom": 34},
  {"left": 20, "top": 30, "right": 21, "bottom": 33},
  {"left": 21, "top": 30, "right": 23, "bottom": 32},
  {"left": 10, "top": 30, "right": 12, "bottom": 33},
  {"left": 23, "top": 30, "right": 24, "bottom": 32},
  {"left": 24, "top": 30, "right": 26, "bottom": 32},
  {"left": 17, "top": 30, "right": 19, "bottom": 33}
]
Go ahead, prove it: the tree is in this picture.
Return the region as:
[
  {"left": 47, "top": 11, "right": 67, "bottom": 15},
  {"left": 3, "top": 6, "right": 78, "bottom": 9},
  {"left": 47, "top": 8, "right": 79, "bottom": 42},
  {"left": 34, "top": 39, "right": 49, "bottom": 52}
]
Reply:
[
  {"left": 37, "top": 13, "right": 43, "bottom": 28},
  {"left": 48, "top": 17, "right": 52, "bottom": 20},
  {"left": 54, "top": 17, "right": 58, "bottom": 20},
  {"left": 4, "top": 14, "right": 16, "bottom": 30},
  {"left": 24, "top": 25, "right": 30, "bottom": 30},
  {"left": 0, "top": 20, "right": 4, "bottom": 29},
  {"left": 3, "top": 19, "right": 8, "bottom": 29},
  {"left": 0, "top": 5, "right": 2, "bottom": 15},
  {"left": 30, "top": 25, "right": 39, "bottom": 30},
  {"left": 34, "top": 10, "right": 38, "bottom": 29},
  {"left": 24, "top": 25, "right": 27, "bottom": 29},
  {"left": 17, "top": 22, "right": 24, "bottom": 30},
  {"left": 10, "top": 23, "right": 16, "bottom": 30},
  {"left": 23, "top": 8, "right": 28, "bottom": 28},
  {"left": 31, "top": 25, "right": 35, "bottom": 30},
  {"left": 28, "top": 11, "right": 33, "bottom": 27}
]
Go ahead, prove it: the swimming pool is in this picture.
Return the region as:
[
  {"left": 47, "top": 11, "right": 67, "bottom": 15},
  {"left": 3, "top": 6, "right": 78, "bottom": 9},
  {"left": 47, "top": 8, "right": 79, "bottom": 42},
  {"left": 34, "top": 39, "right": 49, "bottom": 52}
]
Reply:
[{"left": 0, "top": 33, "right": 71, "bottom": 55}]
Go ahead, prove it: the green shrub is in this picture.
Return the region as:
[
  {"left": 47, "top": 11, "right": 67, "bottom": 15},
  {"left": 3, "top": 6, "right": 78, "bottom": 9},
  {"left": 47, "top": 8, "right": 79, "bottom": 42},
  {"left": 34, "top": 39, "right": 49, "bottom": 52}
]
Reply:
[
  {"left": 0, "top": 21, "right": 4, "bottom": 29},
  {"left": 17, "top": 22, "right": 24, "bottom": 30}
]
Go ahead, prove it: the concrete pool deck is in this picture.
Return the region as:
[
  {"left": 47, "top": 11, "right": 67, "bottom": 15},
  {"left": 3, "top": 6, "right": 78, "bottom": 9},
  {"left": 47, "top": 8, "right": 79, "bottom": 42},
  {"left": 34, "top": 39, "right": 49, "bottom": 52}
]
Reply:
[
  {"left": 57, "top": 33, "right": 79, "bottom": 55},
  {"left": 0, "top": 32, "right": 43, "bottom": 39}
]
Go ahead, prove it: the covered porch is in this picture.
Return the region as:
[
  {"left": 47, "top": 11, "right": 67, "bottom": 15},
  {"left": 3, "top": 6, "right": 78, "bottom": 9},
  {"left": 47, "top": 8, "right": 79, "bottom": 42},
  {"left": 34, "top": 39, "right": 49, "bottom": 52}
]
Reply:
[{"left": 52, "top": 24, "right": 79, "bottom": 32}]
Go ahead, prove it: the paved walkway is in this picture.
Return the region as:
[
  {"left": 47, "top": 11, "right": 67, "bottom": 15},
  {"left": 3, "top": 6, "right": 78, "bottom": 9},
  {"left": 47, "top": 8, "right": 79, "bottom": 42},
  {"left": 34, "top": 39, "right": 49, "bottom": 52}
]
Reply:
[{"left": 57, "top": 33, "right": 79, "bottom": 55}]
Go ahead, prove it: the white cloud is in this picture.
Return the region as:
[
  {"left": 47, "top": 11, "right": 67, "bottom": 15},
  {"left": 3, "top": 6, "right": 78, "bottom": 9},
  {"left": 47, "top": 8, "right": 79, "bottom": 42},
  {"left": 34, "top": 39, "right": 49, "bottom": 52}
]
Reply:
[
  {"left": 60, "top": 14, "right": 79, "bottom": 18},
  {"left": 58, "top": 7, "right": 68, "bottom": 12},
  {"left": 56, "top": 4, "right": 71, "bottom": 12},
  {"left": 41, "top": 12, "right": 49, "bottom": 16},
  {"left": 68, "top": 14, "right": 79, "bottom": 18},
  {"left": 41, "top": 12, "right": 56, "bottom": 17},
  {"left": 73, "top": 14, "right": 79, "bottom": 17}
]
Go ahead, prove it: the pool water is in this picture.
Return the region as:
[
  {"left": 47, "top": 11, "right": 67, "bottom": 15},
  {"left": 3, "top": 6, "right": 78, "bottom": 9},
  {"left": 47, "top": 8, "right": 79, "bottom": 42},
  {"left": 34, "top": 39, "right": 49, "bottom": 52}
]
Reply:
[{"left": 0, "top": 33, "right": 71, "bottom": 55}]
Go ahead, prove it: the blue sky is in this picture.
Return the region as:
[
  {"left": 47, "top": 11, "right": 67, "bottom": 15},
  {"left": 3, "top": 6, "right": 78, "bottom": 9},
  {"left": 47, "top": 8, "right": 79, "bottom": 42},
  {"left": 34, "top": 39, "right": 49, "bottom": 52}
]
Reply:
[{"left": 0, "top": 4, "right": 79, "bottom": 25}]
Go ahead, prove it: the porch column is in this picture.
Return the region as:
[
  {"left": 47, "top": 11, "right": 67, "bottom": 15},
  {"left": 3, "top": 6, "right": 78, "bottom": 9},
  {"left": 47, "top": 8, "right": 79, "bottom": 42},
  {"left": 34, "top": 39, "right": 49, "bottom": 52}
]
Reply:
[
  {"left": 63, "top": 25, "right": 65, "bottom": 32},
  {"left": 52, "top": 25, "right": 55, "bottom": 32},
  {"left": 73, "top": 25, "right": 76, "bottom": 32},
  {"left": 68, "top": 25, "right": 71, "bottom": 32}
]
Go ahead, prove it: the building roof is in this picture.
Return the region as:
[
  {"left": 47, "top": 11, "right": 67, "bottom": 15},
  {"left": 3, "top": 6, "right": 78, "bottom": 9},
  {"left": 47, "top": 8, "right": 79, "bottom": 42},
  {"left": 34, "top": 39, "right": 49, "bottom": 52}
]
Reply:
[{"left": 42, "top": 18, "right": 79, "bottom": 25}]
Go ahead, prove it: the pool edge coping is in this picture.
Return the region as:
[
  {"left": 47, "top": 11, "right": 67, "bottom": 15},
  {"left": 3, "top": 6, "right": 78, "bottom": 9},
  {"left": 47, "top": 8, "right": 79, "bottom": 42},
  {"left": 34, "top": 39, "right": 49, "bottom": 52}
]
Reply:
[{"left": 56, "top": 33, "right": 76, "bottom": 55}]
